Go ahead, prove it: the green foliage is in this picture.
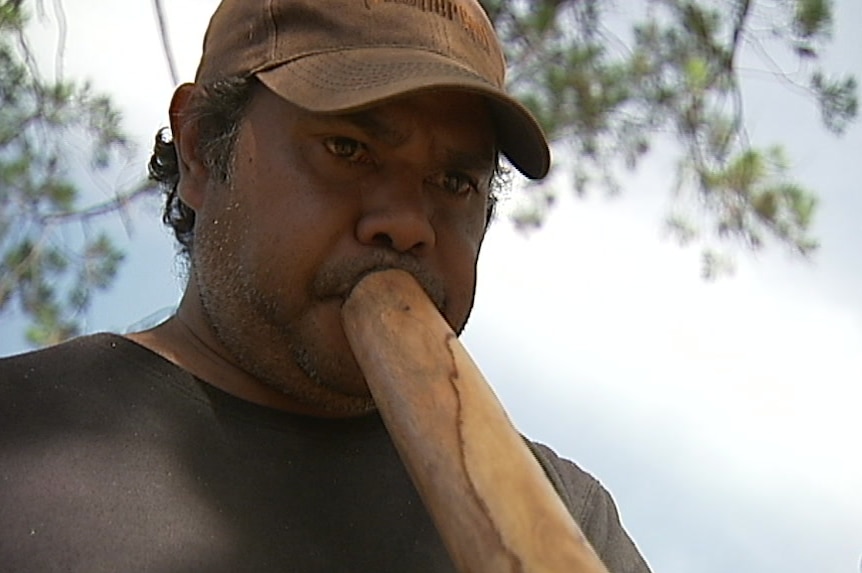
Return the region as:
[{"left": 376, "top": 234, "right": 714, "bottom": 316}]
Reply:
[
  {"left": 793, "top": 0, "right": 832, "bottom": 40},
  {"left": 0, "top": 2, "right": 149, "bottom": 347},
  {"left": 811, "top": 72, "right": 858, "bottom": 134},
  {"left": 2, "top": 0, "right": 857, "bottom": 347},
  {"left": 483, "top": 0, "right": 857, "bottom": 277}
]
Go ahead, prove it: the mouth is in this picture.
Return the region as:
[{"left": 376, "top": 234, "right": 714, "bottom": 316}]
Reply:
[{"left": 315, "top": 257, "right": 447, "bottom": 316}]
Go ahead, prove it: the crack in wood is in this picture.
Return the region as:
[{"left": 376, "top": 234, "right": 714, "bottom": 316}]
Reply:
[{"left": 444, "top": 331, "right": 523, "bottom": 572}]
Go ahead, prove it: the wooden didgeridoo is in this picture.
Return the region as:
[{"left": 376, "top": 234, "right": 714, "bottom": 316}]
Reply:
[{"left": 342, "top": 269, "right": 610, "bottom": 573}]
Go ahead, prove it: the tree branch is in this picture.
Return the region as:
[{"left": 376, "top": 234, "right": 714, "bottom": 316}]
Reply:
[
  {"left": 152, "top": 0, "right": 179, "bottom": 85},
  {"left": 39, "top": 179, "right": 157, "bottom": 224}
]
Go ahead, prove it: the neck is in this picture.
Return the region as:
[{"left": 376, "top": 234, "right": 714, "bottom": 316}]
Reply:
[{"left": 124, "top": 284, "right": 359, "bottom": 418}]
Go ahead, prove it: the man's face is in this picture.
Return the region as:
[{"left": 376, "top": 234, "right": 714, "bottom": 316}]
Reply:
[{"left": 189, "top": 86, "right": 496, "bottom": 415}]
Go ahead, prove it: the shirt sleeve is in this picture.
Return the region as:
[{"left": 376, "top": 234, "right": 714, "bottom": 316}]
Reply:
[{"left": 526, "top": 440, "right": 652, "bottom": 573}]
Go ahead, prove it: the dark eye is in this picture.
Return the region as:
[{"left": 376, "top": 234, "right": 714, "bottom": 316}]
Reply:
[
  {"left": 439, "top": 172, "right": 479, "bottom": 196},
  {"left": 323, "top": 137, "right": 370, "bottom": 163}
]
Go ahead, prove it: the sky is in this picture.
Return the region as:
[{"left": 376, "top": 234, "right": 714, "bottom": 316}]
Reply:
[{"left": 3, "top": 1, "right": 861, "bottom": 571}]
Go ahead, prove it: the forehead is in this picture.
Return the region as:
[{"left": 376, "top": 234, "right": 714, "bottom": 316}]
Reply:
[
  {"left": 251, "top": 86, "right": 497, "bottom": 163},
  {"left": 345, "top": 90, "right": 495, "bottom": 132}
]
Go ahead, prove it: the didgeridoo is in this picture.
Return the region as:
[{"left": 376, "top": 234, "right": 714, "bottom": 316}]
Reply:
[{"left": 342, "top": 269, "right": 610, "bottom": 573}]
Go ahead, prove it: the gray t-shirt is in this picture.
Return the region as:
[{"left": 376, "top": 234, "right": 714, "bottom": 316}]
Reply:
[{"left": 0, "top": 334, "right": 650, "bottom": 572}]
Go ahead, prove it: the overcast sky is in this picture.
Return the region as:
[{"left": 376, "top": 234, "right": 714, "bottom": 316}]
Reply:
[{"left": 3, "top": 1, "right": 861, "bottom": 571}]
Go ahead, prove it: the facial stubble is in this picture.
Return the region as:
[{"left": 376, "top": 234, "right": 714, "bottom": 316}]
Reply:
[{"left": 191, "top": 185, "right": 377, "bottom": 416}]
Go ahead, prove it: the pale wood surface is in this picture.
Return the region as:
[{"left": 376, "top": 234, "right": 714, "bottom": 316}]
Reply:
[{"left": 342, "top": 269, "right": 611, "bottom": 573}]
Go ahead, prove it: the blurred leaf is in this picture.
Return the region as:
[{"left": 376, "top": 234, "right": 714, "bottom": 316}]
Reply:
[
  {"left": 484, "top": 0, "right": 857, "bottom": 275},
  {"left": 0, "top": 2, "right": 152, "bottom": 348}
]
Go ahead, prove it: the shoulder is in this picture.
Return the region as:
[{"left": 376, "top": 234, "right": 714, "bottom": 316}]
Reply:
[
  {"left": 526, "top": 440, "right": 653, "bottom": 573},
  {"left": 0, "top": 333, "right": 187, "bottom": 427},
  {"left": 525, "top": 440, "right": 601, "bottom": 518},
  {"left": 1, "top": 332, "right": 170, "bottom": 382},
  {"left": 1, "top": 333, "right": 132, "bottom": 376}
]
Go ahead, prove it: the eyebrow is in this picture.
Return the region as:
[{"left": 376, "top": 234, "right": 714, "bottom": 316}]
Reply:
[{"left": 341, "top": 110, "right": 497, "bottom": 174}]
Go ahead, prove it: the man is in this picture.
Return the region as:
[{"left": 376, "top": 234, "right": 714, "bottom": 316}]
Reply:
[{"left": 0, "top": 0, "right": 651, "bottom": 571}]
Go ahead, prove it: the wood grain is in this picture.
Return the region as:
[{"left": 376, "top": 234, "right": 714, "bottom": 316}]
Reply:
[{"left": 342, "top": 269, "right": 611, "bottom": 573}]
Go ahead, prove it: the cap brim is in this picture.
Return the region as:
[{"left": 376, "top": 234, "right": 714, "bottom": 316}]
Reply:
[{"left": 255, "top": 48, "right": 550, "bottom": 179}]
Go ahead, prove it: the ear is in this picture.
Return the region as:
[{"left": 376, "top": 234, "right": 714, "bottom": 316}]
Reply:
[{"left": 169, "top": 83, "right": 209, "bottom": 211}]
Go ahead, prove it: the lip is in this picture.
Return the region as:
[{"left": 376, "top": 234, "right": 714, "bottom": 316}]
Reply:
[
  {"left": 322, "top": 264, "right": 447, "bottom": 316},
  {"left": 322, "top": 266, "right": 391, "bottom": 302},
  {"left": 342, "top": 266, "right": 394, "bottom": 300}
]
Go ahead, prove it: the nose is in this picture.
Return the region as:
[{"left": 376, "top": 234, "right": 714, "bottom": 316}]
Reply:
[{"left": 355, "top": 179, "right": 436, "bottom": 254}]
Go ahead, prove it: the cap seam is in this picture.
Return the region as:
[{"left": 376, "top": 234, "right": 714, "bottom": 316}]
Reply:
[
  {"left": 266, "top": 0, "right": 277, "bottom": 61},
  {"left": 250, "top": 44, "right": 485, "bottom": 77}
]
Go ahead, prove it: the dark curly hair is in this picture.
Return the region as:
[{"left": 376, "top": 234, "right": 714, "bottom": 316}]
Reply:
[
  {"left": 148, "top": 77, "right": 504, "bottom": 258},
  {"left": 148, "top": 77, "right": 256, "bottom": 257}
]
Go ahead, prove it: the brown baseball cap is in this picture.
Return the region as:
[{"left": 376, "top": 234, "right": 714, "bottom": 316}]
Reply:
[{"left": 195, "top": 0, "right": 550, "bottom": 179}]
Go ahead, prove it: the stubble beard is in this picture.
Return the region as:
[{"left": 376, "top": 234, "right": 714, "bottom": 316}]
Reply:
[
  {"left": 192, "top": 201, "right": 377, "bottom": 417},
  {"left": 190, "top": 179, "right": 476, "bottom": 418},
  {"left": 197, "top": 261, "right": 379, "bottom": 416}
]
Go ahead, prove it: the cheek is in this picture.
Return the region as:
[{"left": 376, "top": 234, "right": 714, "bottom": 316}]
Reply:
[
  {"left": 233, "top": 151, "right": 357, "bottom": 285},
  {"left": 435, "top": 210, "right": 486, "bottom": 320},
  {"left": 435, "top": 196, "right": 488, "bottom": 258}
]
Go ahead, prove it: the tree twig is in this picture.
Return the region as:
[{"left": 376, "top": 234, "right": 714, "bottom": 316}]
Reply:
[
  {"left": 152, "top": 0, "right": 179, "bottom": 85},
  {"left": 40, "top": 179, "right": 157, "bottom": 224}
]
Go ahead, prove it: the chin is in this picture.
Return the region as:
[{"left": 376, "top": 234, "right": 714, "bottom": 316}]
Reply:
[
  {"left": 319, "top": 362, "right": 372, "bottom": 399},
  {"left": 289, "top": 335, "right": 369, "bottom": 391}
]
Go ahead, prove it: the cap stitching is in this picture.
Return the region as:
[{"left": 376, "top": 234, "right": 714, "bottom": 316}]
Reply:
[
  {"left": 266, "top": 0, "right": 277, "bottom": 62},
  {"left": 252, "top": 44, "right": 489, "bottom": 79},
  {"left": 286, "top": 60, "right": 488, "bottom": 92}
]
